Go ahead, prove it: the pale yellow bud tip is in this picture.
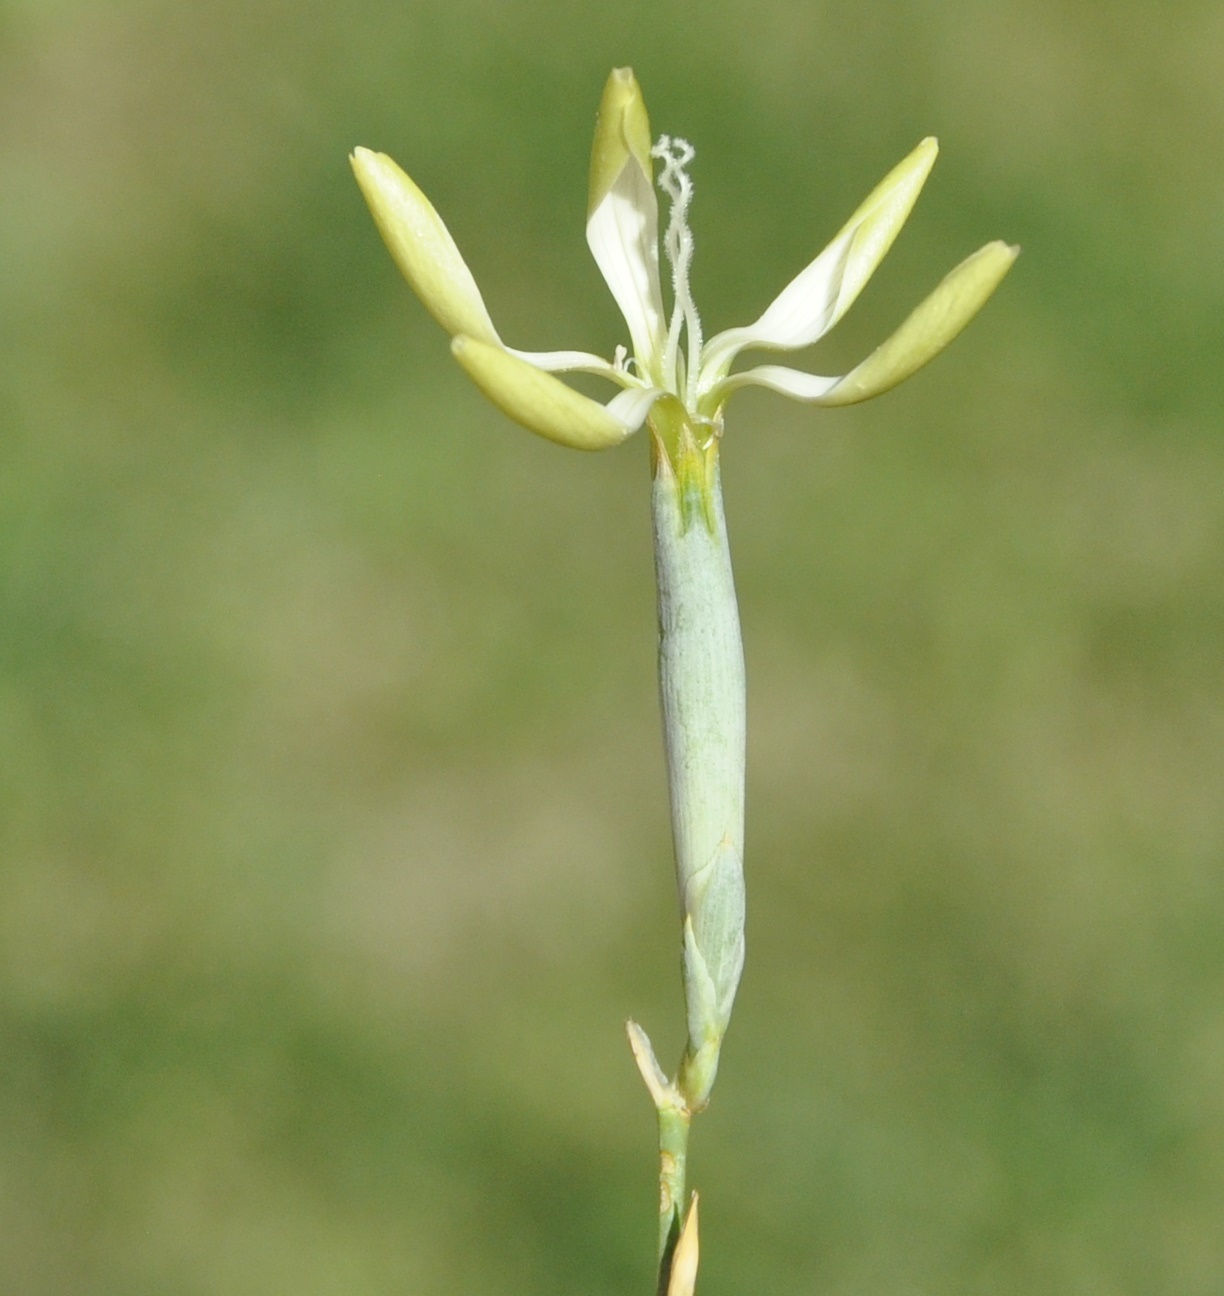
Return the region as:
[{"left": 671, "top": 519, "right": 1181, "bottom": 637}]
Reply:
[
  {"left": 822, "top": 238, "right": 1020, "bottom": 406},
  {"left": 350, "top": 146, "right": 499, "bottom": 346},
  {"left": 588, "top": 66, "right": 654, "bottom": 217},
  {"left": 667, "top": 1194, "right": 700, "bottom": 1296}
]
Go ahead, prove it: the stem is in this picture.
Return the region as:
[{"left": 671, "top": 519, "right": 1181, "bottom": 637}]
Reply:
[
  {"left": 657, "top": 1103, "right": 691, "bottom": 1283},
  {"left": 627, "top": 1020, "right": 693, "bottom": 1285},
  {"left": 630, "top": 406, "right": 746, "bottom": 1292}
]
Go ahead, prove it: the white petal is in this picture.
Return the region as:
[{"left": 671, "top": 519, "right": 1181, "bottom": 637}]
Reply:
[
  {"left": 700, "top": 138, "right": 939, "bottom": 384},
  {"left": 587, "top": 176, "right": 666, "bottom": 377},
  {"left": 607, "top": 385, "right": 667, "bottom": 430},
  {"left": 586, "top": 70, "right": 666, "bottom": 376},
  {"left": 699, "top": 230, "right": 854, "bottom": 380},
  {"left": 586, "top": 169, "right": 666, "bottom": 379}
]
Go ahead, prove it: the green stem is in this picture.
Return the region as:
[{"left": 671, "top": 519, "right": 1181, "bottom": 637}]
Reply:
[
  {"left": 657, "top": 1102, "right": 691, "bottom": 1264},
  {"left": 632, "top": 407, "right": 745, "bottom": 1290},
  {"left": 626, "top": 1020, "right": 694, "bottom": 1287}
]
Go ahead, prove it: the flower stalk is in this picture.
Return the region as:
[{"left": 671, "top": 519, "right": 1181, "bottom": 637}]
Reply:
[
  {"left": 628, "top": 399, "right": 745, "bottom": 1274},
  {"left": 351, "top": 65, "right": 1016, "bottom": 1296}
]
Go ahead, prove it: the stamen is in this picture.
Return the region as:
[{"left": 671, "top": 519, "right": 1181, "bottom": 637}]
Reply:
[
  {"left": 614, "top": 344, "right": 648, "bottom": 383},
  {"left": 651, "top": 135, "right": 704, "bottom": 404}
]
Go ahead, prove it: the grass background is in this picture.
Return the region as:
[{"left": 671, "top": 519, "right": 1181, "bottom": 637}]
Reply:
[{"left": 2, "top": 0, "right": 1223, "bottom": 1292}]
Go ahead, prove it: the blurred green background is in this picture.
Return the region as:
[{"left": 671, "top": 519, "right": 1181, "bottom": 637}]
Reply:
[{"left": 2, "top": 0, "right": 1222, "bottom": 1292}]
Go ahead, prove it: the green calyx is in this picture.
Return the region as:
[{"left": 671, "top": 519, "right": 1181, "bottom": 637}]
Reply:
[{"left": 649, "top": 399, "right": 719, "bottom": 534}]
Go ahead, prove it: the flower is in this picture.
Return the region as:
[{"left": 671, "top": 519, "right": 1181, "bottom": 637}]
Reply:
[{"left": 351, "top": 67, "right": 1016, "bottom": 452}]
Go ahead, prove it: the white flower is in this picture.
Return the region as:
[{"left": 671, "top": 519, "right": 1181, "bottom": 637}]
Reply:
[{"left": 351, "top": 67, "right": 1017, "bottom": 452}]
